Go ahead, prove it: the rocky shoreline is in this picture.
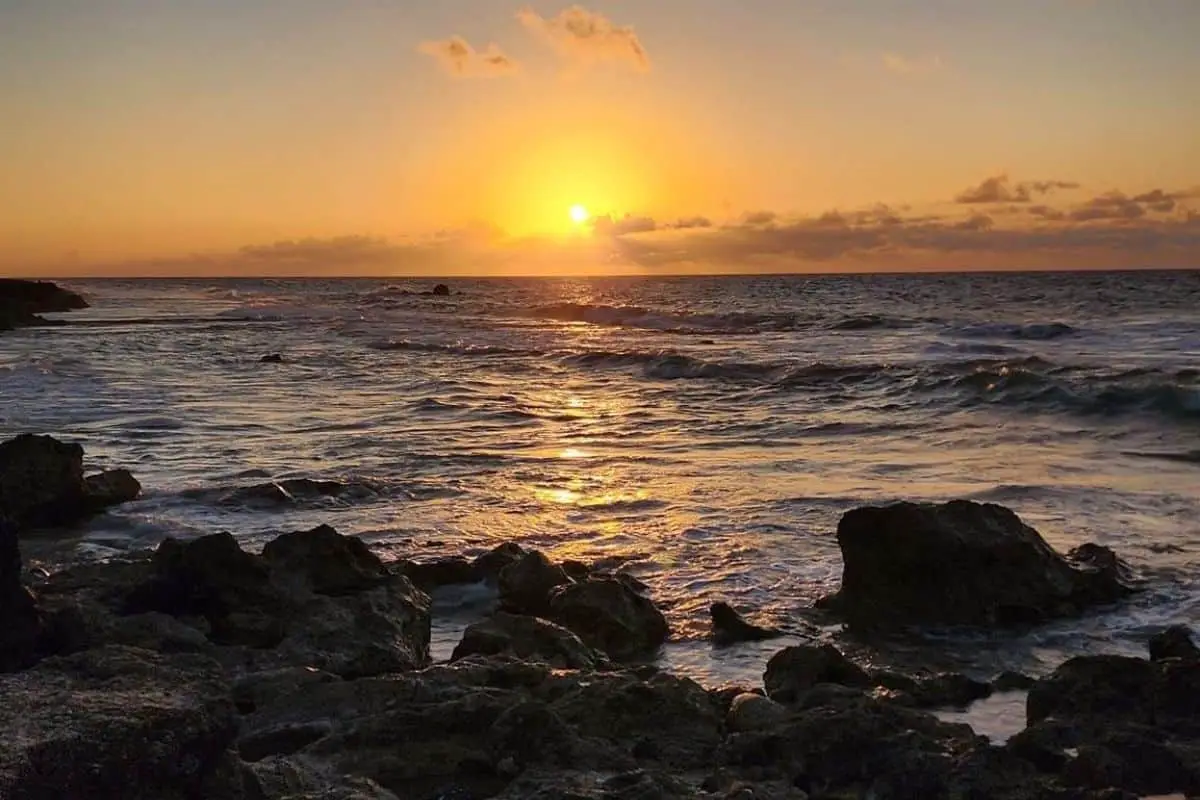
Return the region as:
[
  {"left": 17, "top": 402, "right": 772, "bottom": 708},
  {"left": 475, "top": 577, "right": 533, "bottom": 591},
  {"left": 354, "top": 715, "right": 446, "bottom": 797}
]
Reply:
[
  {"left": 2, "top": 434, "right": 1198, "bottom": 798},
  {"left": 0, "top": 279, "right": 87, "bottom": 332}
]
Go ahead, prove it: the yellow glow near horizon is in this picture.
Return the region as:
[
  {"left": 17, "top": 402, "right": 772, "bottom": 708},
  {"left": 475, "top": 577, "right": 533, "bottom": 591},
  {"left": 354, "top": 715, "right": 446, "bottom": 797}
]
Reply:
[{"left": 569, "top": 204, "right": 590, "bottom": 225}]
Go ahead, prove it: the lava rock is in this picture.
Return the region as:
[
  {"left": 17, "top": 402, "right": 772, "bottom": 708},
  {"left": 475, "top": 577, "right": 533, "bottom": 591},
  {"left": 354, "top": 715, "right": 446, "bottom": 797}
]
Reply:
[
  {"left": 727, "top": 692, "right": 790, "bottom": 732},
  {"left": 819, "top": 500, "right": 1136, "bottom": 629},
  {"left": 452, "top": 611, "right": 602, "bottom": 670},
  {"left": 498, "top": 551, "right": 571, "bottom": 615},
  {"left": 763, "top": 644, "right": 871, "bottom": 703},
  {"left": 548, "top": 577, "right": 669, "bottom": 661},
  {"left": 1149, "top": 624, "right": 1199, "bottom": 662},
  {"left": 83, "top": 468, "right": 142, "bottom": 511},
  {"left": 710, "top": 601, "right": 784, "bottom": 644},
  {"left": 873, "top": 670, "right": 993, "bottom": 709},
  {"left": 262, "top": 524, "right": 388, "bottom": 597}
]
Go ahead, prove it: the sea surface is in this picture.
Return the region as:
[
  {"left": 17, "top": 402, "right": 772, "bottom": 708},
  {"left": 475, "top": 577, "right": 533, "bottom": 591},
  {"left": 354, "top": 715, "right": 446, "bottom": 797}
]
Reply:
[{"left": 3, "top": 272, "right": 1198, "bottom": 739}]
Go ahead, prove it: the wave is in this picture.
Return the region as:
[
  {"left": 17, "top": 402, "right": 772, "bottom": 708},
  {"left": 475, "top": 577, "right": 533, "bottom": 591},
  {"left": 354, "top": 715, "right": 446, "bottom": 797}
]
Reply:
[
  {"left": 370, "top": 339, "right": 539, "bottom": 357},
  {"left": 519, "top": 302, "right": 924, "bottom": 334},
  {"left": 955, "top": 321, "right": 1077, "bottom": 340}
]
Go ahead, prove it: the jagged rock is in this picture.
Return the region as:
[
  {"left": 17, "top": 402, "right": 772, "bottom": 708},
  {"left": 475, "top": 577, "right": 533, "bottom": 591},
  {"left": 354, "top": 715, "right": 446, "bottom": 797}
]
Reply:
[
  {"left": 0, "top": 517, "right": 41, "bottom": 672},
  {"left": 0, "top": 434, "right": 85, "bottom": 529},
  {"left": 548, "top": 577, "right": 669, "bottom": 661},
  {"left": 763, "top": 644, "right": 871, "bottom": 703},
  {"left": 0, "top": 646, "right": 239, "bottom": 800},
  {"left": 471, "top": 542, "right": 527, "bottom": 584},
  {"left": 125, "top": 532, "right": 288, "bottom": 647},
  {"left": 819, "top": 500, "right": 1136, "bottom": 629},
  {"left": 260, "top": 353, "right": 284, "bottom": 364},
  {"left": 431, "top": 284, "right": 451, "bottom": 297},
  {"left": 245, "top": 755, "right": 400, "bottom": 799},
  {"left": 493, "top": 769, "right": 697, "bottom": 799},
  {"left": 398, "top": 556, "right": 478, "bottom": 591},
  {"left": 451, "top": 611, "right": 602, "bottom": 669},
  {"left": 710, "top": 601, "right": 784, "bottom": 644},
  {"left": 993, "top": 670, "right": 1037, "bottom": 691},
  {"left": 0, "top": 279, "right": 87, "bottom": 331},
  {"left": 262, "top": 524, "right": 387, "bottom": 596},
  {"left": 498, "top": 550, "right": 571, "bottom": 615},
  {"left": 727, "top": 692, "right": 789, "bottom": 732},
  {"left": 271, "top": 574, "right": 430, "bottom": 679},
  {"left": 231, "top": 667, "right": 342, "bottom": 714},
  {"left": 872, "top": 670, "right": 993, "bottom": 709},
  {"left": 1149, "top": 624, "right": 1199, "bottom": 662}
]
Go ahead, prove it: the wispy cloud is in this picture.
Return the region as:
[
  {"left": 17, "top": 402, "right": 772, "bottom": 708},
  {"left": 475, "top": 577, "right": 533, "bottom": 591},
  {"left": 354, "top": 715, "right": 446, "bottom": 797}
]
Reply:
[
  {"left": 882, "top": 53, "right": 944, "bottom": 75},
  {"left": 418, "top": 36, "right": 520, "bottom": 78},
  {"left": 956, "top": 174, "right": 1080, "bottom": 204},
  {"left": 517, "top": 5, "right": 651, "bottom": 72}
]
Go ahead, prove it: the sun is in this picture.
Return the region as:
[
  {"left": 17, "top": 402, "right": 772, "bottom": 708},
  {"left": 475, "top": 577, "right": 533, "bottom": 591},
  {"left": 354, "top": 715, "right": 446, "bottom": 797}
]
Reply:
[{"left": 569, "top": 204, "right": 590, "bottom": 224}]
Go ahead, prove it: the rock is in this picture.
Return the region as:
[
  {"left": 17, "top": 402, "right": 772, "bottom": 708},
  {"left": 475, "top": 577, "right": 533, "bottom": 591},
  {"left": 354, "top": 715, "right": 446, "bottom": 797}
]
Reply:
[
  {"left": 451, "top": 611, "right": 601, "bottom": 670},
  {"left": 498, "top": 550, "right": 571, "bottom": 615},
  {"left": 262, "top": 524, "right": 388, "bottom": 596},
  {"left": 0, "top": 646, "right": 239, "bottom": 799},
  {"left": 0, "top": 434, "right": 85, "bottom": 529},
  {"left": 83, "top": 468, "right": 142, "bottom": 510},
  {"left": 245, "top": 755, "right": 400, "bottom": 799},
  {"left": 0, "top": 279, "right": 86, "bottom": 331},
  {"left": 727, "top": 692, "right": 789, "bottom": 732},
  {"left": 471, "top": 542, "right": 527, "bottom": 584},
  {"left": 1026, "top": 655, "right": 1158, "bottom": 730},
  {"left": 398, "top": 556, "right": 478, "bottom": 591},
  {"left": 1149, "top": 624, "right": 1199, "bottom": 662},
  {"left": 872, "top": 670, "right": 993, "bottom": 709},
  {"left": 125, "top": 532, "right": 288, "bottom": 647},
  {"left": 763, "top": 644, "right": 871, "bottom": 703},
  {"left": 260, "top": 353, "right": 284, "bottom": 363},
  {"left": 548, "top": 577, "right": 669, "bottom": 661},
  {"left": 993, "top": 670, "right": 1037, "bottom": 691},
  {"left": 710, "top": 601, "right": 784, "bottom": 644},
  {"left": 820, "top": 500, "right": 1136, "bottom": 629},
  {"left": 104, "top": 611, "right": 214, "bottom": 653},
  {"left": 272, "top": 574, "right": 431, "bottom": 679},
  {"left": 231, "top": 666, "right": 342, "bottom": 714},
  {"left": 431, "top": 284, "right": 451, "bottom": 297},
  {"left": 217, "top": 478, "right": 378, "bottom": 508},
  {"left": 0, "top": 518, "right": 41, "bottom": 672}
]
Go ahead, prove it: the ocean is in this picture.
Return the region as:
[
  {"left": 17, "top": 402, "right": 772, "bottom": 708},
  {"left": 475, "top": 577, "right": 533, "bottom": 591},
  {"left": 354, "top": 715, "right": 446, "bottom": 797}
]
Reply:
[{"left": 2, "top": 271, "right": 1198, "bottom": 735}]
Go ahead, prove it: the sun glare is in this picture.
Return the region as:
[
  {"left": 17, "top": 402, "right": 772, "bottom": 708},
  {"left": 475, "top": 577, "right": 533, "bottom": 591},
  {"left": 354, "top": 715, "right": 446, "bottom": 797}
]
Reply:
[{"left": 569, "top": 204, "right": 590, "bottom": 224}]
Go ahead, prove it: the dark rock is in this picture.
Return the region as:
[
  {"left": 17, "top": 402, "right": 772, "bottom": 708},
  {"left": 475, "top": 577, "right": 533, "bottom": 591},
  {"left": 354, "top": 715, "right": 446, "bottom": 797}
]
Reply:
[
  {"left": 451, "top": 611, "right": 601, "bottom": 669},
  {"left": 763, "top": 644, "right": 871, "bottom": 703},
  {"left": 471, "top": 542, "right": 526, "bottom": 585},
  {"left": 244, "top": 755, "right": 400, "bottom": 799},
  {"left": 231, "top": 666, "right": 342, "bottom": 714},
  {"left": 548, "top": 577, "right": 669, "bottom": 661},
  {"left": 126, "top": 532, "right": 287, "bottom": 647},
  {"left": 498, "top": 551, "right": 570, "bottom": 615},
  {"left": 994, "top": 670, "right": 1037, "bottom": 691},
  {"left": 0, "top": 279, "right": 87, "bottom": 332},
  {"left": 821, "top": 500, "right": 1136, "bottom": 629},
  {"left": 260, "top": 353, "right": 284, "bottom": 363},
  {"left": 262, "top": 524, "right": 387, "bottom": 596},
  {"left": 872, "top": 670, "right": 993, "bottom": 709},
  {"left": 0, "top": 646, "right": 239, "bottom": 800},
  {"left": 398, "top": 556, "right": 478, "bottom": 591},
  {"left": 0, "top": 517, "right": 41, "bottom": 672},
  {"left": 83, "top": 468, "right": 142, "bottom": 511},
  {"left": 431, "top": 284, "right": 451, "bottom": 297},
  {"left": 0, "top": 434, "right": 85, "bottom": 529},
  {"left": 1149, "top": 624, "right": 1199, "bottom": 662},
  {"left": 1026, "top": 655, "right": 1158, "bottom": 730},
  {"left": 727, "top": 692, "right": 790, "bottom": 732},
  {"left": 216, "top": 478, "right": 378, "bottom": 508},
  {"left": 710, "top": 601, "right": 784, "bottom": 644},
  {"left": 1061, "top": 728, "right": 1200, "bottom": 796}
]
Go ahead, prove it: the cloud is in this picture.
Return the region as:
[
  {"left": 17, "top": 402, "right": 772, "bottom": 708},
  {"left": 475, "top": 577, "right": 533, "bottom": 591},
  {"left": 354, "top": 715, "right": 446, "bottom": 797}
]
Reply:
[
  {"left": 1067, "top": 192, "right": 1146, "bottom": 222},
  {"left": 669, "top": 216, "right": 713, "bottom": 230},
  {"left": 518, "top": 5, "right": 650, "bottom": 72},
  {"left": 742, "top": 210, "right": 778, "bottom": 226},
  {"left": 882, "top": 53, "right": 944, "bottom": 75},
  {"left": 592, "top": 214, "right": 657, "bottom": 236},
  {"left": 956, "top": 174, "right": 1080, "bottom": 204},
  {"left": 418, "top": 36, "right": 520, "bottom": 78}
]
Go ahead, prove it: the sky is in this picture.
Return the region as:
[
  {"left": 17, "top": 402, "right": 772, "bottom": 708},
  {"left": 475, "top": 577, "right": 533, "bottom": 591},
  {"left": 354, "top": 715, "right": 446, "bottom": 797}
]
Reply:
[{"left": 1, "top": 0, "right": 1198, "bottom": 276}]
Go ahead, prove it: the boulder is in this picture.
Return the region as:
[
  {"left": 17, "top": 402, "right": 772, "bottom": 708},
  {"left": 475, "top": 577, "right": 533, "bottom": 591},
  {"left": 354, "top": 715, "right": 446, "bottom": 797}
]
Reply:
[
  {"left": 727, "top": 692, "right": 789, "bottom": 732},
  {"left": 0, "top": 279, "right": 87, "bottom": 331},
  {"left": 397, "top": 556, "right": 478, "bottom": 591},
  {"left": 872, "top": 670, "right": 993, "bottom": 709},
  {"left": 710, "top": 601, "right": 784, "bottom": 644},
  {"left": 83, "top": 468, "right": 142, "bottom": 510},
  {"left": 260, "top": 353, "right": 284, "bottom": 364},
  {"left": 0, "top": 517, "right": 41, "bottom": 672},
  {"left": 498, "top": 551, "right": 571, "bottom": 615},
  {"left": 262, "top": 524, "right": 388, "bottom": 596},
  {"left": 1149, "top": 625, "right": 1199, "bottom": 662},
  {"left": 245, "top": 755, "right": 400, "bottom": 799},
  {"left": 548, "top": 577, "right": 669, "bottom": 661},
  {"left": 451, "top": 611, "right": 601, "bottom": 670},
  {"left": 431, "top": 284, "right": 451, "bottom": 297},
  {"left": 763, "top": 644, "right": 871, "bottom": 703},
  {"left": 471, "top": 542, "right": 527, "bottom": 584},
  {"left": 0, "top": 646, "right": 239, "bottom": 800},
  {"left": 820, "top": 500, "right": 1136, "bottom": 629}
]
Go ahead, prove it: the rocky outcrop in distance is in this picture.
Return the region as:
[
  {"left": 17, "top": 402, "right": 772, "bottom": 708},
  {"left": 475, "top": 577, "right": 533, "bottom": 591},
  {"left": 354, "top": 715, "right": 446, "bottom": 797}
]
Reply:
[{"left": 0, "top": 278, "right": 87, "bottom": 331}]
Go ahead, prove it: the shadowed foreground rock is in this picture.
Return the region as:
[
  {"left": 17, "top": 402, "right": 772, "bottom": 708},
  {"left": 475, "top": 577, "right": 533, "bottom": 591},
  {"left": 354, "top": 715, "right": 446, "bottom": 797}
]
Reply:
[
  {"left": 0, "top": 434, "right": 141, "bottom": 532},
  {"left": 451, "top": 611, "right": 603, "bottom": 670},
  {"left": 819, "top": 500, "right": 1136, "bottom": 629},
  {"left": 549, "top": 576, "right": 670, "bottom": 660},
  {"left": 0, "top": 518, "right": 42, "bottom": 672}
]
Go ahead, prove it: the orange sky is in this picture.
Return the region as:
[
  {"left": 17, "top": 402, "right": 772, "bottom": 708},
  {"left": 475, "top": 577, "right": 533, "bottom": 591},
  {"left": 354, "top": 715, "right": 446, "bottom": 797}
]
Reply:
[{"left": 1, "top": 2, "right": 1198, "bottom": 276}]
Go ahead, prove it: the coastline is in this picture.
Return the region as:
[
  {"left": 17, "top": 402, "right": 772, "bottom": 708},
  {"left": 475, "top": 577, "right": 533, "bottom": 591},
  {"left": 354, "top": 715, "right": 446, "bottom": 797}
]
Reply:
[{"left": 3, "top": 434, "right": 1198, "bottom": 798}]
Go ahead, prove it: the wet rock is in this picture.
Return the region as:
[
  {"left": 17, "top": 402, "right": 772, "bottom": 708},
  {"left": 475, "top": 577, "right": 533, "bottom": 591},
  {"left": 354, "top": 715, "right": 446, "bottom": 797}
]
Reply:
[
  {"left": 873, "top": 670, "right": 993, "bottom": 709},
  {"left": 498, "top": 550, "right": 571, "bottom": 615},
  {"left": 1026, "top": 655, "right": 1158, "bottom": 730},
  {"left": 1149, "top": 624, "right": 1199, "bottom": 662},
  {"left": 125, "top": 532, "right": 288, "bottom": 647},
  {"left": 0, "top": 434, "right": 85, "bottom": 529},
  {"left": 1061, "top": 729, "right": 1200, "bottom": 796},
  {"left": 272, "top": 574, "right": 430, "bottom": 679},
  {"left": 104, "top": 611, "right": 214, "bottom": 653},
  {"left": 259, "top": 353, "right": 284, "bottom": 364},
  {"left": 262, "top": 524, "right": 388, "bottom": 596},
  {"left": 0, "top": 279, "right": 86, "bottom": 331},
  {"left": 763, "top": 644, "right": 871, "bottom": 703},
  {"left": 548, "top": 577, "right": 669, "bottom": 661},
  {"left": 820, "top": 500, "right": 1136, "bottom": 629},
  {"left": 727, "top": 692, "right": 790, "bottom": 732},
  {"left": 471, "top": 542, "right": 527, "bottom": 585},
  {"left": 0, "top": 518, "right": 41, "bottom": 672},
  {"left": 431, "top": 284, "right": 451, "bottom": 297},
  {"left": 0, "top": 645, "right": 239, "bottom": 800},
  {"left": 710, "top": 601, "right": 784, "bottom": 645},
  {"left": 398, "top": 556, "right": 478, "bottom": 591},
  {"left": 451, "top": 611, "right": 601, "bottom": 669},
  {"left": 994, "top": 670, "right": 1037, "bottom": 691},
  {"left": 83, "top": 467, "right": 142, "bottom": 510},
  {"left": 245, "top": 755, "right": 400, "bottom": 800}
]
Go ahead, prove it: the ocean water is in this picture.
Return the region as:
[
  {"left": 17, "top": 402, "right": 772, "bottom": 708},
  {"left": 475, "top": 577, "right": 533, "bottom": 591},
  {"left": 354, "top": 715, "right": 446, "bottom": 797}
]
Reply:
[{"left": 2, "top": 272, "right": 1199, "bottom": 734}]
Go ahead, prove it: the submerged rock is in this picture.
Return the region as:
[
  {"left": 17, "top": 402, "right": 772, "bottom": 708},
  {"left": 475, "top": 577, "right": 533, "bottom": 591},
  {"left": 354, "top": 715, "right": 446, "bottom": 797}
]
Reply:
[
  {"left": 451, "top": 611, "right": 602, "bottom": 670},
  {"left": 710, "top": 601, "right": 784, "bottom": 645},
  {"left": 819, "top": 500, "right": 1136, "bottom": 629},
  {"left": 0, "top": 434, "right": 140, "bottom": 531},
  {"left": 1149, "top": 624, "right": 1199, "bottom": 662},
  {"left": 548, "top": 577, "right": 669, "bottom": 661},
  {"left": 0, "top": 646, "right": 239, "bottom": 799},
  {"left": 431, "top": 284, "right": 451, "bottom": 297}
]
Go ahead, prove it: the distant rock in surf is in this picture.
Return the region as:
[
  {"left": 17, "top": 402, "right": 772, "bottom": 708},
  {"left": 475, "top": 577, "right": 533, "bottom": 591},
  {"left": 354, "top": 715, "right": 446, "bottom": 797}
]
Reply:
[
  {"left": 431, "top": 283, "right": 451, "bottom": 297},
  {"left": 817, "top": 499, "right": 1137, "bottom": 630},
  {"left": 0, "top": 279, "right": 87, "bottom": 332},
  {"left": 259, "top": 353, "right": 284, "bottom": 364},
  {"left": 709, "top": 601, "right": 784, "bottom": 644}
]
